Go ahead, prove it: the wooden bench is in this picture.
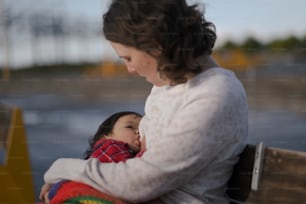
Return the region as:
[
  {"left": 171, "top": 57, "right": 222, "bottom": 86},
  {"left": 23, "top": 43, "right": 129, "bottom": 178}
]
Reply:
[
  {"left": 227, "top": 142, "right": 306, "bottom": 203},
  {"left": 0, "top": 103, "right": 35, "bottom": 203}
]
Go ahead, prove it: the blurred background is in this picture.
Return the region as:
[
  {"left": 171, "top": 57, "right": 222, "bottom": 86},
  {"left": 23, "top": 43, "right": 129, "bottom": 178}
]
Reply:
[{"left": 1, "top": 0, "right": 306, "bottom": 201}]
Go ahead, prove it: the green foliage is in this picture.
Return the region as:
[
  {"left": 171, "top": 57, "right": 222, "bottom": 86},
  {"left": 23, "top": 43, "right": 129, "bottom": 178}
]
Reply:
[
  {"left": 267, "top": 35, "right": 300, "bottom": 52},
  {"left": 222, "top": 40, "right": 239, "bottom": 50},
  {"left": 241, "top": 37, "right": 263, "bottom": 52},
  {"left": 219, "top": 34, "right": 306, "bottom": 53},
  {"left": 214, "top": 34, "right": 306, "bottom": 70}
]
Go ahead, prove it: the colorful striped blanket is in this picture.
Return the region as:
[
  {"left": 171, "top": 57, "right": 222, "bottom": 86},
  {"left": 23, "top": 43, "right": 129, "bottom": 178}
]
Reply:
[{"left": 50, "top": 181, "right": 128, "bottom": 204}]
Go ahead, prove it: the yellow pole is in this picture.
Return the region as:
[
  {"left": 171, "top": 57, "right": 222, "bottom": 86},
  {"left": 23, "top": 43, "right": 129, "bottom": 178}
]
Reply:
[{"left": 0, "top": 0, "right": 10, "bottom": 81}]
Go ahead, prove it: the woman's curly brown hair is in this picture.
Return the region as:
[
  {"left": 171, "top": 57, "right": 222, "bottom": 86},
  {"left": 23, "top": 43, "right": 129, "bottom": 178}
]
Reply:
[{"left": 103, "top": 0, "right": 217, "bottom": 84}]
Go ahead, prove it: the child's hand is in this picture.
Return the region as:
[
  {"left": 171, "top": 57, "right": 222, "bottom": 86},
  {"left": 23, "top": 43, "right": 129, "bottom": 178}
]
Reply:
[{"left": 39, "top": 183, "right": 52, "bottom": 203}]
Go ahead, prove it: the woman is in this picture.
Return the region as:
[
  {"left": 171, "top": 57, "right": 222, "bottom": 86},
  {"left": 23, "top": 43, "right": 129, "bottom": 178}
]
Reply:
[{"left": 41, "top": 0, "right": 248, "bottom": 203}]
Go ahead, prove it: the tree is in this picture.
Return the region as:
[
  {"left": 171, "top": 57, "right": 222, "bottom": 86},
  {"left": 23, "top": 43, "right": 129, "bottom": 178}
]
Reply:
[
  {"left": 241, "top": 37, "right": 263, "bottom": 53},
  {"left": 220, "top": 40, "right": 238, "bottom": 51}
]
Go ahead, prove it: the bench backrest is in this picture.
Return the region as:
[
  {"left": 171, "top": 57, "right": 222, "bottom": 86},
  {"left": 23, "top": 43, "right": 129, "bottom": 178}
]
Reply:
[
  {"left": 228, "top": 143, "right": 306, "bottom": 203},
  {"left": 0, "top": 103, "right": 36, "bottom": 203}
]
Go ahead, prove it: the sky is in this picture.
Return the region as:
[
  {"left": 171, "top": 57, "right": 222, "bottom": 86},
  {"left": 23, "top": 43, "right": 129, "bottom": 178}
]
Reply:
[
  {"left": 65, "top": 0, "right": 306, "bottom": 61},
  {"left": 1, "top": 0, "right": 306, "bottom": 68},
  {"left": 68, "top": 0, "right": 306, "bottom": 44},
  {"left": 201, "top": 0, "right": 306, "bottom": 43}
]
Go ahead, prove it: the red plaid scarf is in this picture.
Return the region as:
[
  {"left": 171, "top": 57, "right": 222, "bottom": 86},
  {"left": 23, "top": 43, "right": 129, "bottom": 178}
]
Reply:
[{"left": 90, "top": 138, "right": 134, "bottom": 162}]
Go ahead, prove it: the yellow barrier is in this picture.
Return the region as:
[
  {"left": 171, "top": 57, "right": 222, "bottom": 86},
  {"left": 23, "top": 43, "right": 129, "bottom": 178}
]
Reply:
[{"left": 0, "top": 104, "right": 35, "bottom": 203}]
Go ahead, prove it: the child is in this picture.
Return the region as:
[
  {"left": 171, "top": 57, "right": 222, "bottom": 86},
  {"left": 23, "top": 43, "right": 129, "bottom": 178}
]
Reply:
[{"left": 41, "top": 111, "right": 143, "bottom": 204}]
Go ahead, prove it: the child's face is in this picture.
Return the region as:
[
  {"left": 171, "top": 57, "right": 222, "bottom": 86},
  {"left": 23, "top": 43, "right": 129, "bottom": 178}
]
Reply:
[{"left": 105, "top": 114, "right": 142, "bottom": 152}]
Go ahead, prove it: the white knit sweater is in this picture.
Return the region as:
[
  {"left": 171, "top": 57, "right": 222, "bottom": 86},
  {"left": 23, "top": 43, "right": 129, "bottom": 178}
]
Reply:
[{"left": 44, "top": 67, "right": 248, "bottom": 204}]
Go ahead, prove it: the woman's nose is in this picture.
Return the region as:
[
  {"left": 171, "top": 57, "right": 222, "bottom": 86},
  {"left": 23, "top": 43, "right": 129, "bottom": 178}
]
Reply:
[{"left": 126, "top": 65, "right": 136, "bottom": 73}]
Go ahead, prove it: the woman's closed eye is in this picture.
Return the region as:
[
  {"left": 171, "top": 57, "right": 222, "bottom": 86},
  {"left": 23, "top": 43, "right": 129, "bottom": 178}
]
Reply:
[{"left": 120, "top": 56, "right": 131, "bottom": 63}]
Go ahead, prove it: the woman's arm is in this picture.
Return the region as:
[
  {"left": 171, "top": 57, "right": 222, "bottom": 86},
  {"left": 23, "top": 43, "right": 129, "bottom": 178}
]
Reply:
[
  {"left": 44, "top": 101, "right": 246, "bottom": 203},
  {"left": 44, "top": 76, "right": 247, "bottom": 202}
]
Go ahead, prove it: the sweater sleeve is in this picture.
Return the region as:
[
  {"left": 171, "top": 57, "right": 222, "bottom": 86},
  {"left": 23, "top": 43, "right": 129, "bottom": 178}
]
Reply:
[{"left": 44, "top": 86, "right": 246, "bottom": 203}]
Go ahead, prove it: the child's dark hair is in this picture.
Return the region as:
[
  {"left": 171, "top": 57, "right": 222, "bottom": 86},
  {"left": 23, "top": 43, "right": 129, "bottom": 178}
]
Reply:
[{"left": 84, "top": 111, "right": 142, "bottom": 159}]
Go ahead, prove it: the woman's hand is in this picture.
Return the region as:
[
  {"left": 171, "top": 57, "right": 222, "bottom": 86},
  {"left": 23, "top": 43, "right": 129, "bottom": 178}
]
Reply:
[{"left": 39, "top": 183, "right": 52, "bottom": 203}]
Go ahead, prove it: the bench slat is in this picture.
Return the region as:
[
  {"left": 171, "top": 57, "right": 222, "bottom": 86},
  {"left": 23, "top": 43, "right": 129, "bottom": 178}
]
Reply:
[{"left": 247, "top": 147, "right": 306, "bottom": 203}]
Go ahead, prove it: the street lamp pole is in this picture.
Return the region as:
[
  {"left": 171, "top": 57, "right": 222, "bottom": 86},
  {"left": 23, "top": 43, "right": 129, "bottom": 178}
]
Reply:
[{"left": 0, "top": 0, "right": 10, "bottom": 81}]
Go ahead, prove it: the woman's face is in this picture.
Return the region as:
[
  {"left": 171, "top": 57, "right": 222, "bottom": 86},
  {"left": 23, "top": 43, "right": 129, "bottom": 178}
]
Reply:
[
  {"left": 105, "top": 114, "right": 142, "bottom": 152},
  {"left": 110, "top": 42, "right": 168, "bottom": 86}
]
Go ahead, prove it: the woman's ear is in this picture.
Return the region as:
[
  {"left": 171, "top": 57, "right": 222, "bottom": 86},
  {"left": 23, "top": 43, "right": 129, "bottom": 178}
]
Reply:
[
  {"left": 148, "top": 43, "right": 161, "bottom": 57},
  {"left": 153, "top": 48, "right": 161, "bottom": 55},
  {"left": 151, "top": 48, "right": 161, "bottom": 57}
]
